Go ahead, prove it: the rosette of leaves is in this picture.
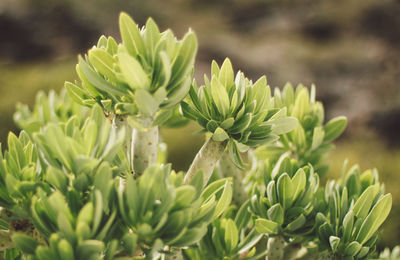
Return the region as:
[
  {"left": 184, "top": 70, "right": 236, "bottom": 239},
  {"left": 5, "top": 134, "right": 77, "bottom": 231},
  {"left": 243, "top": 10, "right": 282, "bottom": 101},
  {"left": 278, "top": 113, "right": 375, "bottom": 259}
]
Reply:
[
  {"left": 14, "top": 90, "right": 90, "bottom": 135},
  {"left": 316, "top": 164, "right": 392, "bottom": 259},
  {"left": 117, "top": 165, "right": 233, "bottom": 258},
  {"left": 0, "top": 131, "right": 42, "bottom": 214},
  {"left": 66, "top": 12, "right": 197, "bottom": 176},
  {"left": 66, "top": 12, "right": 197, "bottom": 119},
  {"left": 14, "top": 187, "right": 124, "bottom": 260},
  {"left": 255, "top": 84, "right": 347, "bottom": 177},
  {"left": 184, "top": 201, "right": 267, "bottom": 260},
  {"left": 251, "top": 155, "right": 320, "bottom": 238},
  {"left": 0, "top": 105, "right": 128, "bottom": 258},
  {"left": 181, "top": 58, "right": 297, "bottom": 184},
  {"left": 248, "top": 155, "right": 322, "bottom": 260},
  {"left": 33, "top": 105, "right": 126, "bottom": 174}
]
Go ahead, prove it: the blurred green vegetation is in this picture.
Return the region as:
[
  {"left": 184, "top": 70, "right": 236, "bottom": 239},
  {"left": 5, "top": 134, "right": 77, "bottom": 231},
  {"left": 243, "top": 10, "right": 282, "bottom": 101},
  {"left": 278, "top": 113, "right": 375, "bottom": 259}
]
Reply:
[
  {"left": 0, "top": 58, "right": 75, "bottom": 143},
  {"left": 0, "top": 56, "right": 399, "bottom": 250},
  {"left": 329, "top": 137, "right": 400, "bottom": 249},
  {"left": 0, "top": 0, "right": 399, "bottom": 249}
]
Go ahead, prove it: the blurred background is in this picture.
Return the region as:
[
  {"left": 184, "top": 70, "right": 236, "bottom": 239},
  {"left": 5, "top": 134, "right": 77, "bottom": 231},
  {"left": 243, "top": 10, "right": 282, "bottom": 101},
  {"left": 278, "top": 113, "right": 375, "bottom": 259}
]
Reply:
[{"left": 0, "top": 0, "right": 399, "bottom": 249}]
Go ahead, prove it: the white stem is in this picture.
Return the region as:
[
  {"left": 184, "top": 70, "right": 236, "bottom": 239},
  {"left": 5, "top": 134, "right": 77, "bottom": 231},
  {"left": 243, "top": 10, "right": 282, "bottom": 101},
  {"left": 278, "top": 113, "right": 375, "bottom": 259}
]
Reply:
[
  {"left": 266, "top": 236, "right": 286, "bottom": 260},
  {"left": 218, "top": 152, "right": 247, "bottom": 205},
  {"left": 131, "top": 118, "right": 159, "bottom": 177},
  {"left": 184, "top": 138, "right": 227, "bottom": 185}
]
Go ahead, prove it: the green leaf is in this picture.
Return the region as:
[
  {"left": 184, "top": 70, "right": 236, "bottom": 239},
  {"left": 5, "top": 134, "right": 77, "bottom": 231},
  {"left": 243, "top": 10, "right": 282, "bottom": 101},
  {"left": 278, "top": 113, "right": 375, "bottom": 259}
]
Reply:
[
  {"left": 277, "top": 173, "right": 293, "bottom": 209},
  {"left": 266, "top": 181, "right": 278, "bottom": 205},
  {"left": 353, "top": 185, "right": 379, "bottom": 220},
  {"left": 356, "top": 194, "right": 392, "bottom": 244},
  {"left": 173, "top": 185, "right": 196, "bottom": 210},
  {"left": 65, "top": 82, "right": 88, "bottom": 106},
  {"left": 218, "top": 58, "right": 234, "bottom": 88},
  {"left": 169, "top": 31, "right": 198, "bottom": 89},
  {"left": 58, "top": 239, "right": 74, "bottom": 260},
  {"left": 97, "top": 35, "right": 108, "bottom": 48},
  {"left": 291, "top": 88, "right": 310, "bottom": 120},
  {"left": 235, "top": 200, "right": 251, "bottom": 231},
  {"left": 122, "top": 233, "right": 137, "bottom": 256},
  {"left": 88, "top": 48, "right": 117, "bottom": 82},
  {"left": 213, "top": 180, "right": 232, "bottom": 219},
  {"left": 106, "top": 36, "right": 118, "bottom": 55},
  {"left": 344, "top": 241, "right": 362, "bottom": 257},
  {"left": 12, "top": 234, "right": 39, "bottom": 254},
  {"left": 135, "top": 89, "right": 159, "bottom": 116},
  {"left": 267, "top": 204, "right": 284, "bottom": 226},
  {"left": 269, "top": 117, "right": 298, "bottom": 135},
  {"left": 228, "top": 139, "right": 244, "bottom": 170},
  {"left": 143, "top": 17, "right": 161, "bottom": 62},
  {"left": 324, "top": 116, "right": 347, "bottom": 142},
  {"left": 291, "top": 168, "right": 306, "bottom": 201},
  {"left": 223, "top": 219, "right": 239, "bottom": 252},
  {"left": 78, "top": 56, "right": 126, "bottom": 96},
  {"left": 201, "top": 178, "right": 230, "bottom": 201},
  {"left": 211, "top": 60, "right": 220, "bottom": 76},
  {"left": 212, "top": 127, "right": 229, "bottom": 142},
  {"left": 118, "top": 53, "right": 149, "bottom": 89},
  {"left": 164, "top": 75, "right": 191, "bottom": 108},
  {"left": 329, "top": 236, "right": 340, "bottom": 253},
  {"left": 342, "top": 210, "right": 354, "bottom": 242},
  {"left": 211, "top": 76, "right": 230, "bottom": 117},
  {"left": 311, "top": 126, "right": 325, "bottom": 150},
  {"left": 255, "top": 218, "right": 278, "bottom": 234},
  {"left": 220, "top": 117, "right": 235, "bottom": 129},
  {"left": 230, "top": 113, "right": 252, "bottom": 134},
  {"left": 76, "top": 240, "right": 104, "bottom": 259},
  {"left": 119, "top": 12, "right": 145, "bottom": 57},
  {"left": 77, "top": 202, "right": 94, "bottom": 226},
  {"left": 285, "top": 214, "right": 306, "bottom": 231}
]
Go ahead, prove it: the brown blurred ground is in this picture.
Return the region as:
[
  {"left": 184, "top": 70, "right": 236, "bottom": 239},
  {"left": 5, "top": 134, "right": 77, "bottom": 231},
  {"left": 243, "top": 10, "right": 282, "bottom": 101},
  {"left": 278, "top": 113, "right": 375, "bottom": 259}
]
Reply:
[{"left": 0, "top": 0, "right": 399, "bottom": 248}]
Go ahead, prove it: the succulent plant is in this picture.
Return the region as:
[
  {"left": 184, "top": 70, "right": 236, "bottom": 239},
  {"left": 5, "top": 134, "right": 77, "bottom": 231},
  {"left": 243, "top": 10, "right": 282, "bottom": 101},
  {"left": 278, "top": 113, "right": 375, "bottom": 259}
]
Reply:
[
  {"left": 0, "top": 12, "right": 395, "bottom": 260},
  {"left": 315, "top": 164, "right": 392, "bottom": 259},
  {"left": 255, "top": 84, "right": 347, "bottom": 177},
  {"left": 181, "top": 58, "right": 297, "bottom": 184}
]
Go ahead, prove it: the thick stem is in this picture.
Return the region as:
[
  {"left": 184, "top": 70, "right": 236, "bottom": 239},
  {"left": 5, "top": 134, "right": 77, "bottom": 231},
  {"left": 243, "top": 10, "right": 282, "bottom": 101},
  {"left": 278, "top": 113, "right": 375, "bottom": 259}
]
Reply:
[
  {"left": 113, "top": 115, "right": 132, "bottom": 172},
  {"left": 184, "top": 138, "right": 227, "bottom": 185},
  {"left": 266, "top": 235, "right": 286, "bottom": 260},
  {"left": 283, "top": 243, "right": 303, "bottom": 260},
  {"left": 163, "top": 248, "right": 183, "bottom": 260},
  {"left": 131, "top": 118, "right": 159, "bottom": 177},
  {"left": 218, "top": 152, "right": 247, "bottom": 206}
]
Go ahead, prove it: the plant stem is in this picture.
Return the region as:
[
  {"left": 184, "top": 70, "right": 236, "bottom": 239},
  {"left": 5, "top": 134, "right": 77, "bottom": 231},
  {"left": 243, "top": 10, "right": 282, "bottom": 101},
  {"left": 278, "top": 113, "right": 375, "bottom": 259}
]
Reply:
[
  {"left": 184, "top": 138, "right": 227, "bottom": 185},
  {"left": 218, "top": 151, "right": 247, "bottom": 205},
  {"left": 163, "top": 248, "right": 183, "bottom": 260},
  {"left": 283, "top": 243, "right": 303, "bottom": 260},
  {"left": 113, "top": 115, "right": 132, "bottom": 171},
  {"left": 131, "top": 118, "right": 159, "bottom": 177},
  {"left": 266, "top": 235, "right": 286, "bottom": 260}
]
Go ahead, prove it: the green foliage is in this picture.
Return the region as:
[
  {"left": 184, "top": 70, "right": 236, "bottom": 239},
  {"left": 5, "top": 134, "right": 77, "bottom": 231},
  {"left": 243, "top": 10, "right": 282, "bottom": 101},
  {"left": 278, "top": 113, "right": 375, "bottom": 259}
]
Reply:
[
  {"left": 316, "top": 164, "right": 392, "bottom": 259},
  {"left": 250, "top": 155, "right": 321, "bottom": 239},
  {"left": 181, "top": 59, "right": 297, "bottom": 167},
  {"left": 66, "top": 12, "right": 197, "bottom": 126},
  {"left": 255, "top": 84, "right": 347, "bottom": 177},
  {"left": 0, "top": 12, "right": 394, "bottom": 260},
  {"left": 14, "top": 89, "right": 90, "bottom": 134}
]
